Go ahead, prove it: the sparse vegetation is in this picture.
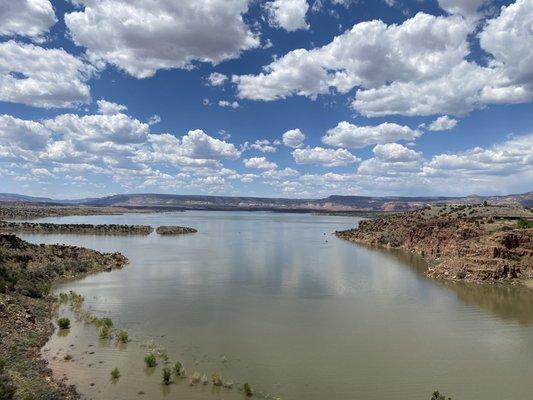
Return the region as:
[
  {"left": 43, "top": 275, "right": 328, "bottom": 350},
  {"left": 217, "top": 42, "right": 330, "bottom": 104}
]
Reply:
[
  {"left": 144, "top": 354, "right": 157, "bottom": 368},
  {"left": 243, "top": 382, "right": 253, "bottom": 397},
  {"left": 110, "top": 368, "right": 120, "bottom": 381},
  {"left": 57, "top": 317, "right": 70, "bottom": 330},
  {"left": 162, "top": 367, "right": 172, "bottom": 385}
]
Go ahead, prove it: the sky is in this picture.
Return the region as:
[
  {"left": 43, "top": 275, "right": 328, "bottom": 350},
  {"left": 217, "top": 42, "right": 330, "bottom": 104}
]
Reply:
[{"left": 0, "top": 0, "right": 532, "bottom": 199}]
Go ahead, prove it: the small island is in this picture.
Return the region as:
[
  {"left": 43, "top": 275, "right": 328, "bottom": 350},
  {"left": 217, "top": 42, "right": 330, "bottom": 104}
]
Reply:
[
  {"left": 336, "top": 204, "right": 533, "bottom": 284},
  {"left": 156, "top": 226, "right": 197, "bottom": 235}
]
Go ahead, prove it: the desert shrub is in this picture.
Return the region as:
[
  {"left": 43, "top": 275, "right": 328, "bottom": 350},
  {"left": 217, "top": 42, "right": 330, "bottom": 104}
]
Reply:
[
  {"left": 57, "top": 317, "right": 70, "bottom": 329},
  {"left": 117, "top": 330, "right": 129, "bottom": 343},
  {"left": 0, "top": 359, "right": 16, "bottom": 400},
  {"left": 174, "top": 361, "right": 183, "bottom": 376},
  {"left": 110, "top": 368, "right": 120, "bottom": 380},
  {"left": 162, "top": 367, "right": 172, "bottom": 385},
  {"left": 144, "top": 354, "right": 157, "bottom": 368},
  {"left": 243, "top": 382, "right": 253, "bottom": 397},
  {"left": 17, "top": 280, "right": 50, "bottom": 298},
  {"left": 211, "top": 372, "right": 222, "bottom": 386}
]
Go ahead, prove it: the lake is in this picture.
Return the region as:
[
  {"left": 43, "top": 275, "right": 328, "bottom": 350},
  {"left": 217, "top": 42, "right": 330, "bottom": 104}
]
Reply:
[{"left": 19, "top": 211, "right": 533, "bottom": 400}]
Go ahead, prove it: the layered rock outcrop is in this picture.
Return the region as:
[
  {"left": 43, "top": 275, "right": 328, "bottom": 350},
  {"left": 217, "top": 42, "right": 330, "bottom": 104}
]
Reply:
[{"left": 336, "top": 205, "right": 533, "bottom": 284}]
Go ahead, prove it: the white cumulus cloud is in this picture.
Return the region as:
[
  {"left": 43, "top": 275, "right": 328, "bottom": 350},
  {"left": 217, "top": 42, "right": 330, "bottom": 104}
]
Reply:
[
  {"left": 427, "top": 115, "right": 458, "bottom": 131},
  {"left": 322, "top": 121, "right": 421, "bottom": 148},
  {"left": 282, "top": 128, "right": 306, "bottom": 148},
  {"left": 293, "top": 147, "right": 360, "bottom": 167},
  {"left": 243, "top": 156, "right": 277, "bottom": 169},
  {"left": 65, "top": 0, "right": 260, "bottom": 78},
  {"left": 266, "top": 0, "right": 310, "bottom": 32},
  {"left": 0, "top": 41, "right": 94, "bottom": 108},
  {"left": 0, "top": 0, "right": 57, "bottom": 41}
]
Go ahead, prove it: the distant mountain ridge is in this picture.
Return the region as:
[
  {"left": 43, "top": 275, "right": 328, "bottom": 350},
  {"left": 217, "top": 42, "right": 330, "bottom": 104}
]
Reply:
[{"left": 1, "top": 192, "right": 531, "bottom": 212}]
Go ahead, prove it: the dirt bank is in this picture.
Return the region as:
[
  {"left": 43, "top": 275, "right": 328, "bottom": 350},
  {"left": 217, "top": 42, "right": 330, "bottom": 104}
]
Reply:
[{"left": 0, "top": 234, "right": 128, "bottom": 399}]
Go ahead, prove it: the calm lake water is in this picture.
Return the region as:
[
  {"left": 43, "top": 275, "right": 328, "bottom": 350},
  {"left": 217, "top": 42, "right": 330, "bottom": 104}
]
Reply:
[{"left": 19, "top": 211, "right": 533, "bottom": 400}]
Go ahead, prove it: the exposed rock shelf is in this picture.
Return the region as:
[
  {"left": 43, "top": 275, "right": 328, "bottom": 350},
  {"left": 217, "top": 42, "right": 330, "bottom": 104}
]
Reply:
[
  {"left": 0, "top": 234, "right": 128, "bottom": 399},
  {"left": 0, "top": 220, "right": 153, "bottom": 235},
  {"left": 156, "top": 225, "right": 197, "bottom": 235},
  {"left": 336, "top": 205, "right": 533, "bottom": 284}
]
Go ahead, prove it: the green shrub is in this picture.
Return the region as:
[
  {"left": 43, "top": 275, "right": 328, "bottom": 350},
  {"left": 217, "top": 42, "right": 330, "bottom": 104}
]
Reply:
[
  {"left": 117, "top": 330, "right": 129, "bottom": 343},
  {"left": 110, "top": 368, "right": 120, "bottom": 380},
  {"left": 162, "top": 367, "right": 172, "bottom": 385},
  {"left": 243, "top": 382, "right": 253, "bottom": 397},
  {"left": 58, "top": 292, "right": 69, "bottom": 302},
  {"left": 517, "top": 219, "right": 533, "bottom": 229},
  {"left": 57, "top": 317, "right": 70, "bottom": 329},
  {"left": 144, "top": 354, "right": 157, "bottom": 368},
  {"left": 212, "top": 372, "right": 222, "bottom": 386},
  {"left": 174, "top": 361, "right": 183, "bottom": 376}
]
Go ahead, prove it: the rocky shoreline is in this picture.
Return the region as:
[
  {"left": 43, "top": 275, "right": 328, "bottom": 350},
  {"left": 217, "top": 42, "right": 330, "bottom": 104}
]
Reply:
[
  {"left": 0, "top": 234, "right": 128, "bottom": 399},
  {"left": 0, "top": 220, "right": 154, "bottom": 235},
  {"left": 155, "top": 225, "right": 198, "bottom": 235},
  {"left": 336, "top": 205, "right": 533, "bottom": 284}
]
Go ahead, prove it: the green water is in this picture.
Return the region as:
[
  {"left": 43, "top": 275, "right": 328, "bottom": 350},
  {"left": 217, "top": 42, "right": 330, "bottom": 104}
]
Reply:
[{"left": 20, "top": 211, "right": 533, "bottom": 400}]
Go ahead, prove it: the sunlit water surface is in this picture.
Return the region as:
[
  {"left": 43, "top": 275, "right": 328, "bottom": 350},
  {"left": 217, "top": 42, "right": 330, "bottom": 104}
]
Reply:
[{"left": 18, "top": 211, "right": 533, "bottom": 400}]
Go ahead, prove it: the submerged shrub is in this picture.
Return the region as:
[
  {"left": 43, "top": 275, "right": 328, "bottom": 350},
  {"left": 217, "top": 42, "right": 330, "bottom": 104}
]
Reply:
[
  {"left": 189, "top": 371, "right": 201, "bottom": 386},
  {"left": 162, "top": 367, "right": 172, "bottom": 385},
  {"left": 68, "top": 290, "right": 84, "bottom": 305},
  {"left": 212, "top": 372, "right": 222, "bottom": 386},
  {"left": 243, "top": 382, "right": 253, "bottom": 397},
  {"left": 57, "top": 317, "right": 70, "bottom": 329},
  {"left": 99, "top": 325, "right": 110, "bottom": 339},
  {"left": 431, "top": 391, "right": 451, "bottom": 400},
  {"left": 97, "top": 317, "right": 113, "bottom": 328},
  {"left": 174, "top": 361, "right": 183, "bottom": 376},
  {"left": 144, "top": 354, "right": 157, "bottom": 368},
  {"left": 117, "top": 330, "right": 129, "bottom": 343},
  {"left": 110, "top": 368, "right": 120, "bottom": 380}
]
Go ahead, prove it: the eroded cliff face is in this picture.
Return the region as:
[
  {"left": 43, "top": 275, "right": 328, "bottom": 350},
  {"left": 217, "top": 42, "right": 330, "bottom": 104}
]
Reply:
[{"left": 336, "top": 205, "right": 533, "bottom": 284}]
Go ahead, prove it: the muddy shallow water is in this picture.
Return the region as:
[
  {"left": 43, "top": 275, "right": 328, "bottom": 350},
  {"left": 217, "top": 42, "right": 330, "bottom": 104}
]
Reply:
[{"left": 19, "top": 211, "right": 533, "bottom": 400}]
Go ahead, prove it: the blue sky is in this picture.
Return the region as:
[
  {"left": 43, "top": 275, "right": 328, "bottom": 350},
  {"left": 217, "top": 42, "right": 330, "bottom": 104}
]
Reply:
[{"left": 0, "top": 0, "right": 531, "bottom": 199}]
